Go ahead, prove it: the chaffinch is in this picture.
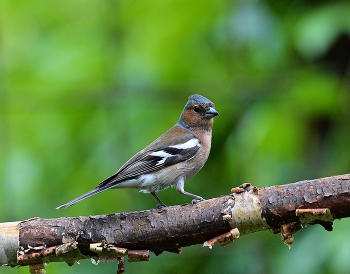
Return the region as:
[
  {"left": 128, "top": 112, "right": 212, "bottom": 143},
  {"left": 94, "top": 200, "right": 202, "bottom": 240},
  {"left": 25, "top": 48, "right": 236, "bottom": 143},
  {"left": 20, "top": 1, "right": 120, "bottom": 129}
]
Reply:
[{"left": 57, "top": 94, "right": 218, "bottom": 209}]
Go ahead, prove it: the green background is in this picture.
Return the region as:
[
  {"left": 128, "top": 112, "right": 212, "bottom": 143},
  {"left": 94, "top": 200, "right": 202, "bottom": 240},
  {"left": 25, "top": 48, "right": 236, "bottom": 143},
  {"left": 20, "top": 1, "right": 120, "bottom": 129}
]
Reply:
[{"left": 1, "top": 1, "right": 350, "bottom": 273}]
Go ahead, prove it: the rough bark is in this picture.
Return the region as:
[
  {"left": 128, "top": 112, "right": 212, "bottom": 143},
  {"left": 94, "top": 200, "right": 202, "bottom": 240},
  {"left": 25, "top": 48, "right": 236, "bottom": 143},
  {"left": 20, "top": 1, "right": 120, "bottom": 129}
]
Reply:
[
  {"left": 259, "top": 174, "right": 350, "bottom": 230},
  {"left": 1, "top": 174, "right": 349, "bottom": 271},
  {"left": 19, "top": 196, "right": 232, "bottom": 262}
]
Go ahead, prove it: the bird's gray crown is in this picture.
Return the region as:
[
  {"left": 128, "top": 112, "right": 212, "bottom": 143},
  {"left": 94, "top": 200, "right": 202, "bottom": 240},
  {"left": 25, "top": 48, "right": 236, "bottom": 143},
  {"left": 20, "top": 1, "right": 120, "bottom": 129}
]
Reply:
[{"left": 185, "top": 94, "right": 215, "bottom": 109}]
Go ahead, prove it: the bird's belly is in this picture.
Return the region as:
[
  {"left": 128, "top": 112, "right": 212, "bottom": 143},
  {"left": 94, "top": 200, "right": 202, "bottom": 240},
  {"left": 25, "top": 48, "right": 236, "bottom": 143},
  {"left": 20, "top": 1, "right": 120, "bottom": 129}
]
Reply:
[{"left": 139, "top": 173, "right": 176, "bottom": 193}]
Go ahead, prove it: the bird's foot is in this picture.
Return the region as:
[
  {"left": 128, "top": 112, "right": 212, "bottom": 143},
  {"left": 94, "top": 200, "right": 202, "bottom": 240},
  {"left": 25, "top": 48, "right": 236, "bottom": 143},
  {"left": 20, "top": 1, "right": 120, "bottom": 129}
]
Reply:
[
  {"left": 156, "top": 203, "right": 168, "bottom": 210},
  {"left": 191, "top": 198, "right": 204, "bottom": 204}
]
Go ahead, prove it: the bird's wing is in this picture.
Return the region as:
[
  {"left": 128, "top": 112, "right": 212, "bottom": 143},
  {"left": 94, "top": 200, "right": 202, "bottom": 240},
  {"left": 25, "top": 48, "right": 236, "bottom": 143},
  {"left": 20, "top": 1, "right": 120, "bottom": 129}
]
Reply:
[
  {"left": 97, "top": 133, "right": 201, "bottom": 187},
  {"left": 56, "top": 132, "right": 201, "bottom": 209}
]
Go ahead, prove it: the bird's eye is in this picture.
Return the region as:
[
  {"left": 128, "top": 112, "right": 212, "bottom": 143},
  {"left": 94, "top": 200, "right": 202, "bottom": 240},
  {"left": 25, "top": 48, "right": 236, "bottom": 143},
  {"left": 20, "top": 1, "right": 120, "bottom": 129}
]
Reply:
[{"left": 193, "top": 105, "right": 200, "bottom": 113}]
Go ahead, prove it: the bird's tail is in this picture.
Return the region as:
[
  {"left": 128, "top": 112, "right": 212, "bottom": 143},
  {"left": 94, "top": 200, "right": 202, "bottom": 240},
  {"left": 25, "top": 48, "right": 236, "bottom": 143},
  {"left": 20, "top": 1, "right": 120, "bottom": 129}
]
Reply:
[{"left": 56, "top": 184, "right": 115, "bottom": 209}]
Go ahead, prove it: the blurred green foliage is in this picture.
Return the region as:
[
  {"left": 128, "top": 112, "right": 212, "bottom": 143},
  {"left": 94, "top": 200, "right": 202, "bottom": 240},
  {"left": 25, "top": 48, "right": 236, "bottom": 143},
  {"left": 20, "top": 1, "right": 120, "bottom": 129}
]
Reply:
[{"left": 1, "top": 0, "right": 350, "bottom": 273}]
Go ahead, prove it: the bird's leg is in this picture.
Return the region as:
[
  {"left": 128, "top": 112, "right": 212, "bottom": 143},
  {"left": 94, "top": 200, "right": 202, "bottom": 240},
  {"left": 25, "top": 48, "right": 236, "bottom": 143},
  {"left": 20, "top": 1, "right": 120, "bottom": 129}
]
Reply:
[
  {"left": 151, "top": 192, "right": 167, "bottom": 208},
  {"left": 176, "top": 177, "right": 204, "bottom": 203}
]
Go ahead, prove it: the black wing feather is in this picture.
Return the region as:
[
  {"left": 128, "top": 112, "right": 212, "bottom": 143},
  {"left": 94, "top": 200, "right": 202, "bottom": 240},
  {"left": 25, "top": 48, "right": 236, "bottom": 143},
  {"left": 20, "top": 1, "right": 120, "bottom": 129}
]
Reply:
[{"left": 98, "top": 136, "right": 201, "bottom": 187}]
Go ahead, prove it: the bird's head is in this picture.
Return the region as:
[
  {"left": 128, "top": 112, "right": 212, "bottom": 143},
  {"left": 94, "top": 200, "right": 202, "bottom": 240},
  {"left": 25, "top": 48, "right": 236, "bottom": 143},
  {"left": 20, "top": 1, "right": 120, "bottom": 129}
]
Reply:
[{"left": 179, "top": 94, "right": 219, "bottom": 131}]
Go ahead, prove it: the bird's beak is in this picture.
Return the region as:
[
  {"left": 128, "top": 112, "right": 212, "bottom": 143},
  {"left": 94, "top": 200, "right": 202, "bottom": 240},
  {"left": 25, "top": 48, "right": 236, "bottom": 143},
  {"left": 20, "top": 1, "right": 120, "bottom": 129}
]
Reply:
[{"left": 204, "top": 107, "right": 219, "bottom": 118}]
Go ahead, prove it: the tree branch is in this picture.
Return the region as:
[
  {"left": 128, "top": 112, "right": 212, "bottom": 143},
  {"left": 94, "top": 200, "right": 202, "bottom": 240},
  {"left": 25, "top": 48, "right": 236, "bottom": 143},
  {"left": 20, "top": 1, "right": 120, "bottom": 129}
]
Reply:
[{"left": 1, "top": 174, "right": 349, "bottom": 272}]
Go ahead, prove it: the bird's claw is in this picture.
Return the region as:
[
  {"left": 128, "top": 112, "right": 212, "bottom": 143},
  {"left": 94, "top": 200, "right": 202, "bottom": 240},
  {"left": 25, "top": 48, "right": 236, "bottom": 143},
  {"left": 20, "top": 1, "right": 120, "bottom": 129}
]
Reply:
[
  {"left": 156, "top": 204, "right": 168, "bottom": 210},
  {"left": 191, "top": 198, "right": 204, "bottom": 204}
]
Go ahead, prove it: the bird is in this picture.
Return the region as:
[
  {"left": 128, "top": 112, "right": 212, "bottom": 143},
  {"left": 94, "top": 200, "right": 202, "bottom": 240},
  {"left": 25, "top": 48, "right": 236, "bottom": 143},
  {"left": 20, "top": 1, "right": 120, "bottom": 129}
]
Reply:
[{"left": 56, "top": 94, "right": 218, "bottom": 209}]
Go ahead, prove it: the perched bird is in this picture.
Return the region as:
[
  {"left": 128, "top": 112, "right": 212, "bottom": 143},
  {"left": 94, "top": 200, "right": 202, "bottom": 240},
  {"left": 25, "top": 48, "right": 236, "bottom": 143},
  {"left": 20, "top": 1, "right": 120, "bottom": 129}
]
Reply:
[{"left": 56, "top": 94, "right": 218, "bottom": 209}]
